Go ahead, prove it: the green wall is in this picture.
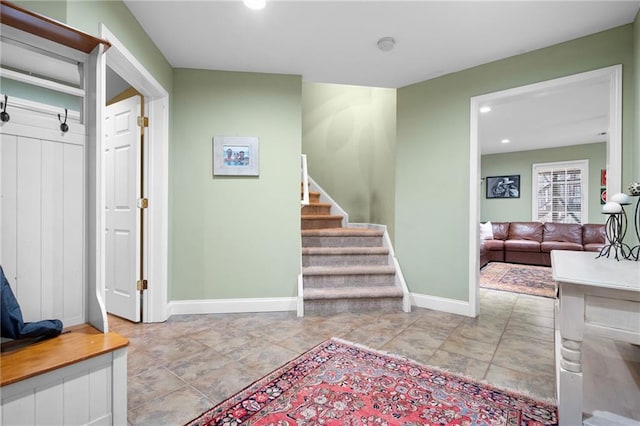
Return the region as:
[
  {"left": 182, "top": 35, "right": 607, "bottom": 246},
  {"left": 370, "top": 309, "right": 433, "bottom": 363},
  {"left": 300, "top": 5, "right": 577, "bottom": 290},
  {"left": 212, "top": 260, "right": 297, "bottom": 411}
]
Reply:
[
  {"left": 302, "top": 82, "right": 397, "bottom": 238},
  {"left": 481, "top": 143, "right": 606, "bottom": 225},
  {"left": 397, "top": 25, "right": 635, "bottom": 302},
  {"left": 14, "top": 0, "right": 66, "bottom": 22},
  {"left": 635, "top": 10, "right": 640, "bottom": 187},
  {"left": 633, "top": 11, "right": 640, "bottom": 249},
  {"left": 0, "top": 79, "right": 81, "bottom": 111},
  {"left": 170, "top": 69, "right": 302, "bottom": 300}
]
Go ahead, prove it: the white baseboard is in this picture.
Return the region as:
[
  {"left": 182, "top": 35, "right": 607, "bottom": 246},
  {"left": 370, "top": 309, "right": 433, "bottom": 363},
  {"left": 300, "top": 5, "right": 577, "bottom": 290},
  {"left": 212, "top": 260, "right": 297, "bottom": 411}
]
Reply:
[
  {"left": 167, "top": 297, "right": 297, "bottom": 316},
  {"left": 167, "top": 294, "right": 472, "bottom": 318},
  {"left": 411, "top": 292, "right": 476, "bottom": 317}
]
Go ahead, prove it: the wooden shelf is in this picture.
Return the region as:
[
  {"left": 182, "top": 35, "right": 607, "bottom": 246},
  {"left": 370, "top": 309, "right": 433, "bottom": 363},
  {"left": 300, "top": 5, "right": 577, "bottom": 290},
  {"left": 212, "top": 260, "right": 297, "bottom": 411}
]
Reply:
[{"left": 0, "top": 0, "right": 110, "bottom": 53}]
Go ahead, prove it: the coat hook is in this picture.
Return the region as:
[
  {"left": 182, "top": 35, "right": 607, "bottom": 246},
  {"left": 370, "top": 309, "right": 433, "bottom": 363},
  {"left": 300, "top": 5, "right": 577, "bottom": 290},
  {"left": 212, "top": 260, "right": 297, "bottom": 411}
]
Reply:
[
  {"left": 0, "top": 95, "right": 10, "bottom": 123},
  {"left": 58, "top": 108, "right": 69, "bottom": 133}
]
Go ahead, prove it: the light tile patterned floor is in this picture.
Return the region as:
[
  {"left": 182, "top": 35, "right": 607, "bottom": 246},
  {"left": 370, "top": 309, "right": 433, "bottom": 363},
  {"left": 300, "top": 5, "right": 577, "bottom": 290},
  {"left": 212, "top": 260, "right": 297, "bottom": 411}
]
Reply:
[{"left": 110, "top": 288, "right": 561, "bottom": 425}]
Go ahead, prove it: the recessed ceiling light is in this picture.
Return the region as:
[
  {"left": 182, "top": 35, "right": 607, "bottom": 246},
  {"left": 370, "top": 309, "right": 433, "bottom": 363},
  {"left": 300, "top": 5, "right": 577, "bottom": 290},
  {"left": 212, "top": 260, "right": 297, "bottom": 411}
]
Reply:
[
  {"left": 377, "top": 37, "right": 395, "bottom": 52},
  {"left": 480, "top": 106, "right": 492, "bottom": 113},
  {"left": 244, "top": 0, "right": 266, "bottom": 10},
  {"left": 501, "top": 139, "right": 511, "bottom": 144}
]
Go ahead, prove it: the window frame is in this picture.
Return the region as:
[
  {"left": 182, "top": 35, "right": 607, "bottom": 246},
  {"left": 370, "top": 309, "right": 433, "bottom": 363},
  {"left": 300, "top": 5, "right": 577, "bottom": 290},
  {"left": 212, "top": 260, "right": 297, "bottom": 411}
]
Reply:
[{"left": 532, "top": 159, "right": 589, "bottom": 224}]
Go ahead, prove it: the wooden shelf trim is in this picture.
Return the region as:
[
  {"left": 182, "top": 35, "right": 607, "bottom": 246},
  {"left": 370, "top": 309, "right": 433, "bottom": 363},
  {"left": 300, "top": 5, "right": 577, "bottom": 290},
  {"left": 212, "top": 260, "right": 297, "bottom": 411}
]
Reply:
[
  {"left": 0, "top": 0, "right": 111, "bottom": 53},
  {"left": 0, "top": 323, "right": 129, "bottom": 387}
]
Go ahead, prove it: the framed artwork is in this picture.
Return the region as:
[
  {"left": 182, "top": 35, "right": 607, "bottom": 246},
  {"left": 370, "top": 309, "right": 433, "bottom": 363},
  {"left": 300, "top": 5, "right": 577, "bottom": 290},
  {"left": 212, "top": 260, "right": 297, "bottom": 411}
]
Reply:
[
  {"left": 213, "top": 136, "right": 259, "bottom": 176},
  {"left": 486, "top": 175, "right": 520, "bottom": 199}
]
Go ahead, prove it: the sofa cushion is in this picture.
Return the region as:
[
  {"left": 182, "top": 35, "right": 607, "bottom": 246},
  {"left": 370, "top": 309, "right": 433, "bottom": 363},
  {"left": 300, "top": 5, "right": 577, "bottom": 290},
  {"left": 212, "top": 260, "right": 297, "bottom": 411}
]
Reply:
[
  {"left": 582, "top": 224, "right": 605, "bottom": 245},
  {"left": 492, "top": 222, "right": 509, "bottom": 240},
  {"left": 584, "top": 243, "right": 604, "bottom": 252},
  {"left": 541, "top": 241, "right": 583, "bottom": 253},
  {"left": 504, "top": 239, "right": 541, "bottom": 252},
  {"left": 543, "top": 222, "right": 582, "bottom": 244},
  {"left": 508, "top": 222, "right": 543, "bottom": 242},
  {"left": 484, "top": 239, "right": 504, "bottom": 251}
]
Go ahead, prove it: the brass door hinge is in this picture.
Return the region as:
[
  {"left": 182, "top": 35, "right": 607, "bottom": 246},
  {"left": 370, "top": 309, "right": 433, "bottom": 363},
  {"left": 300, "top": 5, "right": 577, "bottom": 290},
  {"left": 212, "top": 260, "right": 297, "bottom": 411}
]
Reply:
[
  {"left": 137, "top": 279, "right": 148, "bottom": 291},
  {"left": 137, "top": 116, "right": 149, "bottom": 128},
  {"left": 137, "top": 198, "right": 148, "bottom": 209}
]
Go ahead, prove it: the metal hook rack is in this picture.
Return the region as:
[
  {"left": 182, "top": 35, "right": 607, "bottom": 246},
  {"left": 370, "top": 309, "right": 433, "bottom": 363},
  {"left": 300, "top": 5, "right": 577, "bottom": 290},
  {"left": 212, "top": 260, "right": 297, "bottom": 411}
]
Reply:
[
  {"left": 58, "top": 108, "right": 69, "bottom": 132},
  {"left": 0, "top": 94, "right": 10, "bottom": 122}
]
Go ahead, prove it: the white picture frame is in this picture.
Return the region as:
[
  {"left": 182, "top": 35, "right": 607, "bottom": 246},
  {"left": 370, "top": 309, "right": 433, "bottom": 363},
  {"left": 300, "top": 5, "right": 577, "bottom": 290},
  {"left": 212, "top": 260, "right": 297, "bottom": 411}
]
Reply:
[{"left": 213, "top": 136, "right": 259, "bottom": 176}]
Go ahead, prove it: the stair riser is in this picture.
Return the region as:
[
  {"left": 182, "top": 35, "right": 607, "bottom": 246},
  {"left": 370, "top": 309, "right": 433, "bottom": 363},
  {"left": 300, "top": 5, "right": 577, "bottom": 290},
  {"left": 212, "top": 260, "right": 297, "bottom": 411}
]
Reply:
[
  {"left": 303, "top": 298, "right": 404, "bottom": 314},
  {"left": 301, "top": 218, "right": 343, "bottom": 230},
  {"left": 302, "top": 205, "right": 331, "bottom": 215},
  {"left": 302, "top": 236, "right": 383, "bottom": 247},
  {"left": 303, "top": 274, "right": 395, "bottom": 288},
  {"left": 302, "top": 193, "right": 321, "bottom": 203},
  {"left": 302, "top": 254, "right": 389, "bottom": 267}
]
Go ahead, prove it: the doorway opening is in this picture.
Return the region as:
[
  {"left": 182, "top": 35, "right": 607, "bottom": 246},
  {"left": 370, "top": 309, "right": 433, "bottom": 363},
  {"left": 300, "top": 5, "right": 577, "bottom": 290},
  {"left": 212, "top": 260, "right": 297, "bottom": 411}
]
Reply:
[
  {"left": 101, "top": 25, "right": 169, "bottom": 324},
  {"left": 468, "top": 65, "right": 622, "bottom": 317}
]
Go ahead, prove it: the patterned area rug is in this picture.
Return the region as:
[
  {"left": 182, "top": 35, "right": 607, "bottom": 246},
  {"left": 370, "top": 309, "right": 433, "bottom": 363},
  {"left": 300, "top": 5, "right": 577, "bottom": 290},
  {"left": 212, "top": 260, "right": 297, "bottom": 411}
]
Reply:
[
  {"left": 480, "top": 262, "right": 555, "bottom": 298},
  {"left": 186, "top": 338, "right": 558, "bottom": 426}
]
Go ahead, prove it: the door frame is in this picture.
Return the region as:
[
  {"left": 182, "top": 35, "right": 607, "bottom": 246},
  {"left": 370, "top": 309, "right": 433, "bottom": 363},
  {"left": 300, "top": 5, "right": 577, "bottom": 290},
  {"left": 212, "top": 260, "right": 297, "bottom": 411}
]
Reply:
[
  {"left": 467, "top": 65, "right": 622, "bottom": 317},
  {"left": 100, "top": 25, "right": 169, "bottom": 323}
]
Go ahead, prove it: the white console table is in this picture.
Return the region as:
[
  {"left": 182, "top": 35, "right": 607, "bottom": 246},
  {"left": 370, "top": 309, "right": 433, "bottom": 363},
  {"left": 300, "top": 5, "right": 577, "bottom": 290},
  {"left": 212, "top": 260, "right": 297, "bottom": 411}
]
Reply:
[{"left": 551, "top": 250, "right": 640, "bottom": 426}]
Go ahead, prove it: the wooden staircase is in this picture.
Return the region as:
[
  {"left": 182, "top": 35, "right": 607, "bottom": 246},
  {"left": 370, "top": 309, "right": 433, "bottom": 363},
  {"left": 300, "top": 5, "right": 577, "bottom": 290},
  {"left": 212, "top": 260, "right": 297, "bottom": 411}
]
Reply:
[{"left": 300, "top": 186, "right": 405, "bottom": 314}]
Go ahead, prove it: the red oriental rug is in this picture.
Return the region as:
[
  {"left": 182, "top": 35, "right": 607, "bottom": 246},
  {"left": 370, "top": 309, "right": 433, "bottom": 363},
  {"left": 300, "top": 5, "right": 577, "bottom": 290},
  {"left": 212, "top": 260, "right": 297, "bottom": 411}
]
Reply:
[
  {"left": 480, "top": 262, "right": 556, "bottom": 298},
  {"left": 186, "top": 338, "right": 558, "bottom": 426}
]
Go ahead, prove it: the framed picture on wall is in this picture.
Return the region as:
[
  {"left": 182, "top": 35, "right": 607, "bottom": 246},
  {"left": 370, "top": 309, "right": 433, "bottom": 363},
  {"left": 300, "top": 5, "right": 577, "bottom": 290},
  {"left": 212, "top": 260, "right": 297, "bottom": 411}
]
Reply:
[
  {"left": 486, "top": 175, "right": 520, "bottom": 199},
  {"left": 213, "top": 136, "right": 259, "bottom": 176}
]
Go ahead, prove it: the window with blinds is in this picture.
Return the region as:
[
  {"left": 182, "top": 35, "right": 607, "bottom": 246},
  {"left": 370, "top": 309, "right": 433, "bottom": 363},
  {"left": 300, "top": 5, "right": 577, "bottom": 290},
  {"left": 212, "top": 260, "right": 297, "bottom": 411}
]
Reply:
[{"left": 533, "top": 160, "right": 589, "bottom": 224}]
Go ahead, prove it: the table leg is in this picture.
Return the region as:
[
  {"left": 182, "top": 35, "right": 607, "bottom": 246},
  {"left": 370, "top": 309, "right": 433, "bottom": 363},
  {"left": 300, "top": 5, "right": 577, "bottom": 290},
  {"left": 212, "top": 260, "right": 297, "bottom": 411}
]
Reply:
[{"left": 558, "top": 283, "right": 585, "bottom": 426}]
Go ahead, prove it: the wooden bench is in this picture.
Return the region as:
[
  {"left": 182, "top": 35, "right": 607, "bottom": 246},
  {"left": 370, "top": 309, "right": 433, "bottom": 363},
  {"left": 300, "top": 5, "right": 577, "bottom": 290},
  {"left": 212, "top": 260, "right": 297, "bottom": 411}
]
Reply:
[{"left": 1, "top": 324, "right": 129, "bottom": 425}]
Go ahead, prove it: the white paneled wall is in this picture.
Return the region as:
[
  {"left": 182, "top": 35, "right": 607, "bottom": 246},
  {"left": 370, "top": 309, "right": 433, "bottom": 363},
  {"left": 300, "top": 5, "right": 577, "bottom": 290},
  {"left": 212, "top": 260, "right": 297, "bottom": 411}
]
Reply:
[
  {"left": 0, "top": 348, "right": 127, "bottom": 426},
  {"left": 0, "top": 101, "right": 86, "bottom": 326}
]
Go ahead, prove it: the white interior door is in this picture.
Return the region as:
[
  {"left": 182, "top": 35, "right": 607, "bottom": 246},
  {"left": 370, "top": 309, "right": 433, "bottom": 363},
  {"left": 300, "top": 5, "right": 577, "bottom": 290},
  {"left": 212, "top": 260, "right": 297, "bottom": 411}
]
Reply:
[{"left": 104, "top": 96, "right": 141, "bottom": 322}]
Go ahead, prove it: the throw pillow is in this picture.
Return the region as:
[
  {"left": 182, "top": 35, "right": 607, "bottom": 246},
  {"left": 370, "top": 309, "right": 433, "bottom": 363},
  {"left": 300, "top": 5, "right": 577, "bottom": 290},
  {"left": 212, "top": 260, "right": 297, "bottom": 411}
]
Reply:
[{"left": 480, "top": 221, "right": 494, "bottom": 240}]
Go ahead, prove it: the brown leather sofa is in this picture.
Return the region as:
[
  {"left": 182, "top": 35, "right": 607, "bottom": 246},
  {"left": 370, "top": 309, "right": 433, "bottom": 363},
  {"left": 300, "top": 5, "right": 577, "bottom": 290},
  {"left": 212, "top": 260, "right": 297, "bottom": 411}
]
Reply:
[{"left": 480, "top": 221, "right": 605, "bottom": 268}]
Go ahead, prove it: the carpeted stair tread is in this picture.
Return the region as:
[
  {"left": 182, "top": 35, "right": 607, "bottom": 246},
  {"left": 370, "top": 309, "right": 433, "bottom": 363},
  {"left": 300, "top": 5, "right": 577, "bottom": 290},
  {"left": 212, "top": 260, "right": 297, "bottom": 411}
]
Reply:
[
  {"left": 302, "top": 246, "right": 389, "bottom": 255},
  {"left": 302, "top": 265, "right": 395, "bottom": 276},
  {"left": 303, "top": 286, "right": 403, "bottom": 300},
  {"left": 302, "top": 228, "right": 384, "bottom": 237}
]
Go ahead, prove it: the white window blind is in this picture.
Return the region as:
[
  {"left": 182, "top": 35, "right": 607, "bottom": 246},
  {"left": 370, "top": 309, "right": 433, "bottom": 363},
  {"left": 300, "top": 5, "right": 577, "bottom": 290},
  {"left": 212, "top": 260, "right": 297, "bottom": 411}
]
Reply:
[{"left": 533, "top": 160, "right": 588, "bottom": 224}]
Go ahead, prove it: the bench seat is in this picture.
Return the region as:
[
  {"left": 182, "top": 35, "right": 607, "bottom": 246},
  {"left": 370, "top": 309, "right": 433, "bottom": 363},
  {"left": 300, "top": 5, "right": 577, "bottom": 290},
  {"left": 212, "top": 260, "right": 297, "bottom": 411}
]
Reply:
[{"left": 1, "top": 323, "right": 128, "bottom": 387}]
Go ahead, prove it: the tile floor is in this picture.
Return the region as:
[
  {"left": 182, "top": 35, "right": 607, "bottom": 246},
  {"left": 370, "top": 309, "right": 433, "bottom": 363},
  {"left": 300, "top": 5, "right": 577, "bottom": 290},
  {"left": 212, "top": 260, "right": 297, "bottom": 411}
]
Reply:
[{"left": 110, "top": 288, "right": 561, "bottom": 425}]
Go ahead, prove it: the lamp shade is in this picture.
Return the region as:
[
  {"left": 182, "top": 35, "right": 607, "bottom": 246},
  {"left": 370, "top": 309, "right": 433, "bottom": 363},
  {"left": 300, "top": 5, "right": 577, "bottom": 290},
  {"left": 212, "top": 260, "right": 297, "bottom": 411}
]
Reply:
[
  {"left": 610, "top": 192, "right": 632, "bottom": 205},
  {"left": 602, "top": 201, "right": 622, "bottom": 214}
]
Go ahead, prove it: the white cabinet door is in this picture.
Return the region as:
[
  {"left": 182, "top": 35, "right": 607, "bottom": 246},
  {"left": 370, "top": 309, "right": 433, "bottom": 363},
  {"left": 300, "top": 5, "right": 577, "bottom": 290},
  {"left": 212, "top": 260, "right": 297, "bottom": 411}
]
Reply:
[{"left": 104, "top": 96, "right": 141, "bottom": 322}]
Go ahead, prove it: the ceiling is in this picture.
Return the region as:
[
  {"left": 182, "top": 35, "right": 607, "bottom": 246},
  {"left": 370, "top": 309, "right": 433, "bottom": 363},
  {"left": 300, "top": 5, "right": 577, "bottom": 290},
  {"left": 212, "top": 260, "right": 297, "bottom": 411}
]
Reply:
[
  {"left": 478, "top": 77, "right": 611, "bottom": 155},
  {"left": 121, "top": 0, "right": 639, "bottom": 154},
  {"left": 124, "top": 0, "right": 638, "bottom": 89}
]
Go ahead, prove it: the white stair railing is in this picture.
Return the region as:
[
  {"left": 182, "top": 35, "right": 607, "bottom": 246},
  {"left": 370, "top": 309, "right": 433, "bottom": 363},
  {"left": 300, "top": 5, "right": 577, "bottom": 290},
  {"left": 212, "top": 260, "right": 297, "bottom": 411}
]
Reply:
[
  {"left": 299, "top": 154, "right": 309, "bottom": 316},
  {"left": 301, "top": 154, "right": 309, "bottom": 207}
]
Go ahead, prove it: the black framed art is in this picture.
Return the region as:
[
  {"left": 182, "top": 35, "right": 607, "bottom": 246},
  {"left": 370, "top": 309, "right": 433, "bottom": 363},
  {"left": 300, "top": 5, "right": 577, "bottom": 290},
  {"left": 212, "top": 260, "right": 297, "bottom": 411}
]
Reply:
[{"left": 486, "top": 175, "right": 520, "bottom": 199}]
